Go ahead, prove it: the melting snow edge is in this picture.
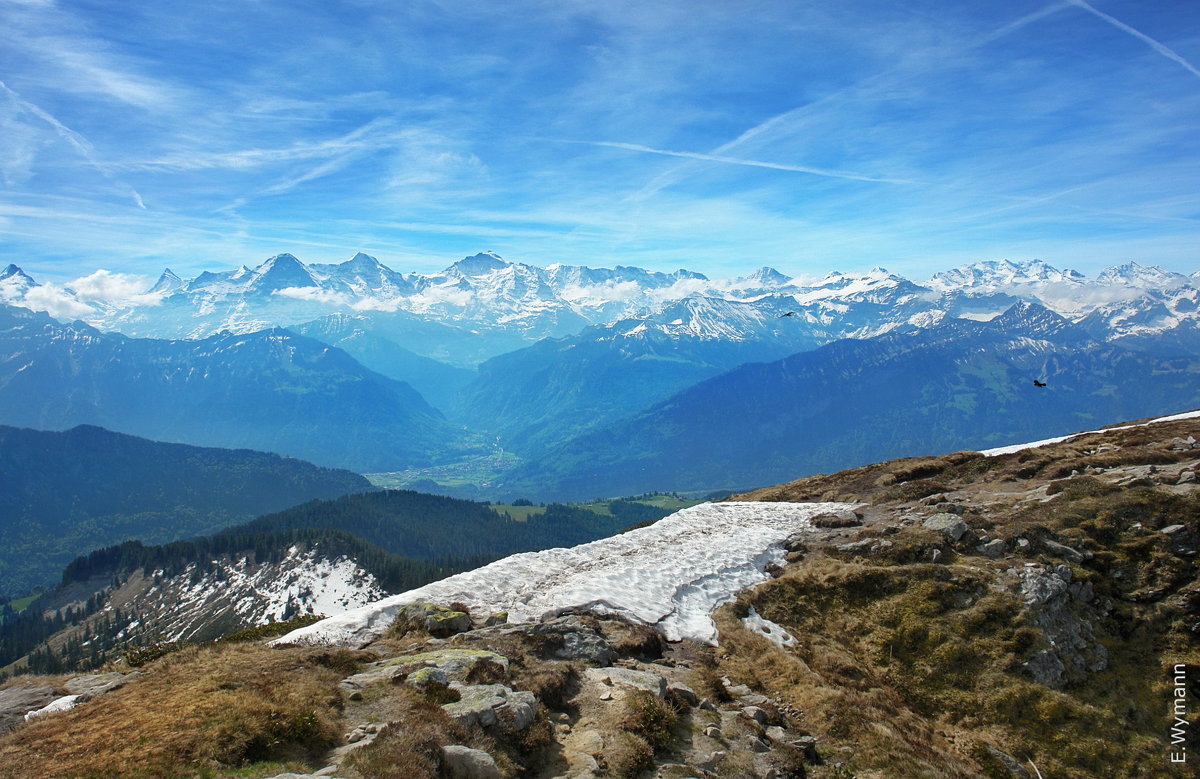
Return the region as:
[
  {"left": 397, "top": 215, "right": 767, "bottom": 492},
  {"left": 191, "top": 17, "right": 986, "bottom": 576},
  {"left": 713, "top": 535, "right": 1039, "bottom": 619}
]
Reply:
[{"left": 272, "top": 501, "right": 852, "bottom": 648}]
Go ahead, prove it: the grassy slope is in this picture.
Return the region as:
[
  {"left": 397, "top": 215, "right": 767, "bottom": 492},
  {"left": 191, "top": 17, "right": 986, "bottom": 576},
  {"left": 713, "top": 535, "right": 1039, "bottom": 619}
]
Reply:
[{"left": 716, "top": 417, "right": 1200, "bottom": 778}]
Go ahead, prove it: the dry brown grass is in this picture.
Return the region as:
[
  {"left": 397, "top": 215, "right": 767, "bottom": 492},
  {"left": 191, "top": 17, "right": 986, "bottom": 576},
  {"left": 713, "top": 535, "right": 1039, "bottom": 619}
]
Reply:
[
  {"left": 0, "top": 643, "right": 347, "bottom": 778},
  {"left": 341, "top": 688, "right": 468, "bottom": 779}
]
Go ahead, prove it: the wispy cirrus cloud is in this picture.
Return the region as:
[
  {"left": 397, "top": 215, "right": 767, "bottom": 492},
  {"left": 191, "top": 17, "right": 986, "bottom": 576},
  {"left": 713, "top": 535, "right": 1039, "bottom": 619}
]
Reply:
[
  {"left": 574, "top": 140, "right": 914, "bottom": 185},
  {"left": 1067, "top": 0, "right": 1200, "bottom": 79},
  {"left": 0, "top": 79, "right": 147, "bottom": 208}
]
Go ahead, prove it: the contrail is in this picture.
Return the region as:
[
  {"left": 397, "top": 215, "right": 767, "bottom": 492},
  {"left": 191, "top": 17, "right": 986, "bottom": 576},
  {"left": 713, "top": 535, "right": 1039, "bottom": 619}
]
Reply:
[
  {"left": 0, "top": 78, "right": 148, "bottom": 209},
  {"left": 585, "top": 140, "right": 912, "bottom": 185},
  {"left": 1068, "top": 0, "right": 1200, "bottom": 79},
  {"left": 629, "top": 3, "right": 1070, "bottom": 200}
]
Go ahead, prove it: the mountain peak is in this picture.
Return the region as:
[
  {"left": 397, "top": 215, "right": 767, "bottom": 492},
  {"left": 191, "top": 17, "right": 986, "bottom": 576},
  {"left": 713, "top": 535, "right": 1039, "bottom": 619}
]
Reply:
[
  {"left": 990, "top": 299, "right": 1078, "bottom": 338},
  {"left": 345, "top": 252, "right": 383, "bottom": 267},
  {"left": 0, "top": 264, "right": 36, "bottom": 285},
  {"left": 1097, "top": 261, "right": 1190, "bottom": 289},
  {"left": 447, "top": 252, "right": 510, "bottom": 277},
  {"left": 246, "top": 253, "right": 319, "bottom": 292},
  {"left": 148, "top": 268, "right": 184, "bottom": 295},
  {"left": 741, "top": 266, "right": 792, "bottom": 286}
]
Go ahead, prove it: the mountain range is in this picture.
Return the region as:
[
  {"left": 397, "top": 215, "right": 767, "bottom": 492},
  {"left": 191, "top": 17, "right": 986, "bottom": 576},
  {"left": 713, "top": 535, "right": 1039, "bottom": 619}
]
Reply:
[
  {"left": 0, "top": 304, "right": 473, "bottom": 473},
  {"left": 3, "top": 254, "right": 1199, "bottom": 498},
  {"left": 501, "top": 301, "right": 1200, "bottom": 499}
]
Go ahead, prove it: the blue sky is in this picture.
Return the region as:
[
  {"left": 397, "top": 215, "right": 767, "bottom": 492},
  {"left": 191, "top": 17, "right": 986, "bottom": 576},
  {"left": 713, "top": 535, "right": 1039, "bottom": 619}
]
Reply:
[{"left": 1, "top": 0, "right": 1198, "bottom": 284}]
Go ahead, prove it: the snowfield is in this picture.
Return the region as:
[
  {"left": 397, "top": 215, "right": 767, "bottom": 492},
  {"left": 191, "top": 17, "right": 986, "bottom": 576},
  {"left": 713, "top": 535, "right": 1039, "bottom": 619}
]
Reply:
[{"left": 274, "top": 501, "right": 852, "bottom": 648}]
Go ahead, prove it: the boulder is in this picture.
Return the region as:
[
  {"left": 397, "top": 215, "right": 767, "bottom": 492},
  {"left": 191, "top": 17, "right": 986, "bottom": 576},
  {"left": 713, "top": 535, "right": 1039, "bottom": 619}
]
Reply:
[
  {"left": 667, "top": 682, "right": 698, "bottom": 706},
  {"left": 63, "top": 672, "right": 134, "bottom": 698},
  {"left": 923, "top": 514, "right": 968, "bottom": 541},
  {"left": 387, "top": 647, "right": 509, "bottom": 684},
  {"left": 394, "top": 602, "right": 472, "bottom": 638},
  {"left": 978, "top": 539, "right": 1007, "bottom": 559},
  {"left": 1042, "top": 539, "right": 1091, "bottom": 563},
  {"left": 444, "top": 683, "right": 537, "bottom": 733},
  {"left": 441, "top": 745, "right": 500, "bottom": 779},
  {"left": 0, "top": 684, "right": 58, "bottom": 734},
  {"left": 742, "top": 705, "right": 769, "bottom": 725},
  {"left": 811, "top": 509, "right": 863, "bottom": 528}
]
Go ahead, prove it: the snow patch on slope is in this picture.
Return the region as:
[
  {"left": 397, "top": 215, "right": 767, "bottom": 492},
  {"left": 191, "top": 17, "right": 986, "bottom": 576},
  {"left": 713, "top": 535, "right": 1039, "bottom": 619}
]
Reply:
[
  {"left": 980, "top": 409, "right": 1200, "bottom": 457},
  {"left": 275, "top": 501, "right": 850, "bottom": 648}
]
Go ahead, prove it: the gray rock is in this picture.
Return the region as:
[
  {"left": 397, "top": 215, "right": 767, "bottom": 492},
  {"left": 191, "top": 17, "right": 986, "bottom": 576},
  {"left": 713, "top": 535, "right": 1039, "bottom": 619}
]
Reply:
[
  {"left": 0, "top": 684, "right": 58, "bottom": 734},
  {"left": 811, "top": 509, "right": 863, "bottom": 528},
  {"left": 742, "top": 705, "right": 768, "bottom": 725},
  {"left": 63, "top": 672, "right": 133, "bottom": 698},
  {"left": 750, "top": 735, "right": 771, "bottom": 753},
  {"left": 1162, "top": 524, "right": 1188, "bottom": 536},
  {"left": 1042, "top": 539, "right": 1090, "bottom": 563},
  {"left": 555, "top": 626, "right": 616, "bottom": 665},
  {"left": 978, "top": 539, "right": 1007, "bottom": 558},
  {"left": 445, "top": 684, "right": 537, "bottom": 733},
  {"left": 984, "top": 743, "right": 1032, "bottom": 778},
  {"left": 765, "top": 725, "right": 787, "bottom": 742},
  {"left": 339, "top": 665, "right": 405, "bottom": 691},
  {"left": 1015, "top": 565, "right": 1108, "bottom": 687},
  {"left": 836, "top": 538, "right": 893, "bottom": 556},
  {"left": 574, "top": 729, "right": 606, "bottom": 755},
  {"left": 1177, "top": 470, "right": 1197, "bottom": 484},
  {"left": 584, "top": 667, "right": 668, "bottom": 697},
  {"left": 1068, "top": 581, "right": 1094, "bottom": 603},
  {"left": 724, "top": 682, "right": 752, "bottom": 697},
  {"left": 442, "top": 745, "right": 500, "bottom": 779},
  {"left": 1015, "top": 538, "right": 1031, "bottom": 552},
  {"left": 923, "top": 513, "right": 968, "bottom": 541},
  {"left": 791, "top": 735, "right": 819, "bottom": 760},
  {"left": 386, "top": 647, "right": 510, "bottom": 686},
  {"left": 703, "top": 725, "right": 722, "bottom": 738},
  {"left": 394, "top": 602, "right": 472, "bottom": 638},
  {"left": 1023, "top": 649, "right": 1066, "bottom": 689},
  {"left": 668, "top": 682, "right": 698, "bottom": 706}
]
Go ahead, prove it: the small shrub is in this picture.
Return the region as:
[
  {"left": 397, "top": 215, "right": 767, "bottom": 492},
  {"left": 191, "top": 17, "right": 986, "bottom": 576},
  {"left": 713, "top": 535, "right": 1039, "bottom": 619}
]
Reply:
[
  {"left": 619, "top": 690, "right": 678, "bottom": 750},
  {"left": 218, "top": 614, "right": 324, "bottom": 644},
  {"left": 124, "top": 640, "right": 192, "bottom": 668},
  {"left": 604, "top": 732, "right": 654, "bottom": 779}
]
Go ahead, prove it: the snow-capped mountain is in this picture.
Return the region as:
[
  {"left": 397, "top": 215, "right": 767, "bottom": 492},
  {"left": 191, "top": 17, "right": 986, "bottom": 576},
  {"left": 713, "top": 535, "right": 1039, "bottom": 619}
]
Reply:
[
  {"left": 0, "top": 263, "right": 38, "bottom": 303},
  {"left": 3, "top": 253, "right": 1197, "bottom": 366}
]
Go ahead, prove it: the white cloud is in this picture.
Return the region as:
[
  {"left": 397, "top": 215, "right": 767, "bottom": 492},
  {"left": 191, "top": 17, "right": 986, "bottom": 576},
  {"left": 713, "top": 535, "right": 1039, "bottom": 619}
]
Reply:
[
  {"left": 68, "top": 269, "right": 158, "bottom": 305},
  {"left": 20, "top": 284, "right": 94, "bottom": 319},
  {"left": 272, "top": 287, "right": 351, "bottom": 305},
  {"left": 558, "top": 279, "right": 643, "bottom": 303}
]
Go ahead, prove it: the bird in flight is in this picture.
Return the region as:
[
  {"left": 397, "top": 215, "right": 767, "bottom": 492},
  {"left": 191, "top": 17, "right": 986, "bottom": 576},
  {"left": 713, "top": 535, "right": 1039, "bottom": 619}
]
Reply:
[
  {"left": 1032, "top": 379, "right": 1047, "bottom": 388},
  {"left": 779, "top": 311, "right": 797, "bottom": 318}
]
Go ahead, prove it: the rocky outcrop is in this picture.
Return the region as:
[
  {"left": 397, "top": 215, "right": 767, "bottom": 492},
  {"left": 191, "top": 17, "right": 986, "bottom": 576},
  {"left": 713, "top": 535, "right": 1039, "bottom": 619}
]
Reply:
[{"left": 1013, "top": 564, "right": 1107, "bottom": 688}]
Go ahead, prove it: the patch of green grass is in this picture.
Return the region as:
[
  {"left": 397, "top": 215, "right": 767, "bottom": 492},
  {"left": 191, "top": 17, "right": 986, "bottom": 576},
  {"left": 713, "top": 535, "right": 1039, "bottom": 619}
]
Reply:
[
  {"left": 490, "top": 504, "right": 546, "bottom": 521},
  {"left": 7, "top": 593, "right": 40, "bottom": 613}
]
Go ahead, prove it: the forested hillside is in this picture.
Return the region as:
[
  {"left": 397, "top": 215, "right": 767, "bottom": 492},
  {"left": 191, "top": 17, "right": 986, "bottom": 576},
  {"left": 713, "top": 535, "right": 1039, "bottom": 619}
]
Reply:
[{"left": 0, "top": 424, "right": 371, "bottom": 597}]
